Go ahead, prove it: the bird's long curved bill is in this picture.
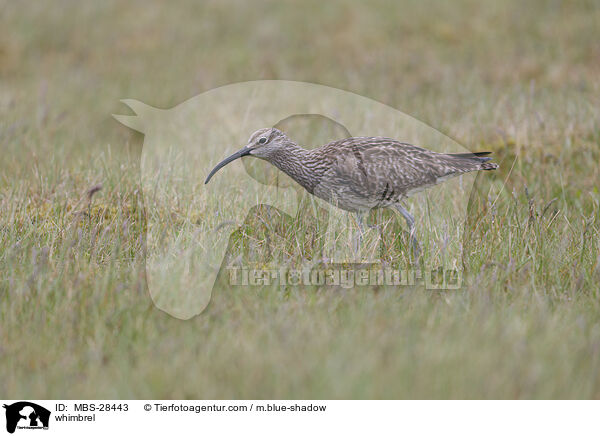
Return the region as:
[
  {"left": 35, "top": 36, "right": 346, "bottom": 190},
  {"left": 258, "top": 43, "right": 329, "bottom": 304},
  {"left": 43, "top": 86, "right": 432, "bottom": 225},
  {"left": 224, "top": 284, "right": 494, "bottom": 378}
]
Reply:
[{"left": 204, "top": 147, "right": 251, "bottom": 184}]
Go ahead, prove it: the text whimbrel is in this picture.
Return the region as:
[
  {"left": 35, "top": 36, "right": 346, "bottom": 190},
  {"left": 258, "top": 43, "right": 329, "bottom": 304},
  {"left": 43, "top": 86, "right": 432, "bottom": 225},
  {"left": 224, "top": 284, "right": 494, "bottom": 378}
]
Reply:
[{"left": 205, "top": 128, "right": 498, "bottom": 257}]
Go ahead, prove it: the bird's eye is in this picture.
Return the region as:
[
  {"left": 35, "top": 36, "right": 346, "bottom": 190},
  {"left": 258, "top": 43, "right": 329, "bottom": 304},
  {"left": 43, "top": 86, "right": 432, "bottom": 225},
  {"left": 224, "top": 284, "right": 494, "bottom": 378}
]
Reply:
[{"left": 258, "top": 137, "right": 267, "bottom": 144}]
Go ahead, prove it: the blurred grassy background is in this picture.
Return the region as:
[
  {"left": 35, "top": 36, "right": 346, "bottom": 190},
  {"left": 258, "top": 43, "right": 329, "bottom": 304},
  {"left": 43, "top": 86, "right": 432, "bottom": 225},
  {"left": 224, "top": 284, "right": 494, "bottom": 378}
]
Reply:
[{"left": 1, "top": 0, "right": 599, "bottom": 398}]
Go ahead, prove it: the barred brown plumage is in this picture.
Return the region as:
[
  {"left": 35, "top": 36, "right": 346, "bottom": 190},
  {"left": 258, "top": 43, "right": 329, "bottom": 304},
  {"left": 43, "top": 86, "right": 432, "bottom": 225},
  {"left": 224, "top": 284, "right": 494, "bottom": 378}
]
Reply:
[{"left": 205, "top": 127, "right": 498, "bottom": 257}]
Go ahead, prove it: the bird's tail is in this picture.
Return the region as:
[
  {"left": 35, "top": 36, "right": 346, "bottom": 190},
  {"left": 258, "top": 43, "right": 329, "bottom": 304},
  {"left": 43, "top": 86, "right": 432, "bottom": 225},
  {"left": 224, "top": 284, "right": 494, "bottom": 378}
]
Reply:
[
  {"left": 480, "top": 161, "right": 499, "bottom": 170},
  {"left": 445, "top": 151, "right": 498, "bottom": 171},
  {"left": 448, "top": 151, "right": 492, "bottom": 160}
]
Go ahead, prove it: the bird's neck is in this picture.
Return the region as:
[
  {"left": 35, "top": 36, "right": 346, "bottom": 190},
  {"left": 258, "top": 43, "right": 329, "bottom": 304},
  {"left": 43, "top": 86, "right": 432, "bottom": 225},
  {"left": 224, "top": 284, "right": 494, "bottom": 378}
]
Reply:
[{"left": 268, "top": 142, "right": 321, "bottom": 194}]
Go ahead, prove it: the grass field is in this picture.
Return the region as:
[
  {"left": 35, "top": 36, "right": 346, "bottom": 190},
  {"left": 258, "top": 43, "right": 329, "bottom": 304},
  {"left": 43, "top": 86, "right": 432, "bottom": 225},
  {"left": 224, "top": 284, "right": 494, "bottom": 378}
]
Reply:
[{"left": 1, "top": 0, "right": 600, "bottom": 398}]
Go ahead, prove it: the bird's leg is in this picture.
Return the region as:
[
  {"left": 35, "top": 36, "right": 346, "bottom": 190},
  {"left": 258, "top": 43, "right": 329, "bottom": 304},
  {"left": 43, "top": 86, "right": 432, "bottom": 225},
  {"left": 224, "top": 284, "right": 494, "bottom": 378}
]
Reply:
[
  {"left": 394, "top": 204, "right": 421, "bottom": 262},
  {"left": 352, "top": 211, "right": 367, "bottom": 256},
  {"left": 355, "top": 211, "right": 367, "bottom": 233}
]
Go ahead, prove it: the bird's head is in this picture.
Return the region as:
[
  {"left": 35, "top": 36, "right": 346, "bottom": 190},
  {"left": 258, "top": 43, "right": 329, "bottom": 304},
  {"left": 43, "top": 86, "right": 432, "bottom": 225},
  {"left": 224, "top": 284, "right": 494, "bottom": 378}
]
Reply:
[{"left": 205, "top": 127, "right": 290, "bottom": 184}]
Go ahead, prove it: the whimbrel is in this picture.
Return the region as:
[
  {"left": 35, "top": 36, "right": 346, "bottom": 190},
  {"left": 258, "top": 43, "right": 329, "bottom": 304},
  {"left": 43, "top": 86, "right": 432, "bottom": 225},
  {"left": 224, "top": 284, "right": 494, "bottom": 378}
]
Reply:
[{"left": 205, "top": 128, "right": 498, "bottom": 257}]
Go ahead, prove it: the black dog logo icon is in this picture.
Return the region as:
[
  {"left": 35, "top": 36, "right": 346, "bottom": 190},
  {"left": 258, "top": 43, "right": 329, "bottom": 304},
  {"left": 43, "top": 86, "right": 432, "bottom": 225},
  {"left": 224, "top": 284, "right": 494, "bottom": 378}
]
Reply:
[{"left": 3, "top": 402, "right": 50, "bottom": 433}]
